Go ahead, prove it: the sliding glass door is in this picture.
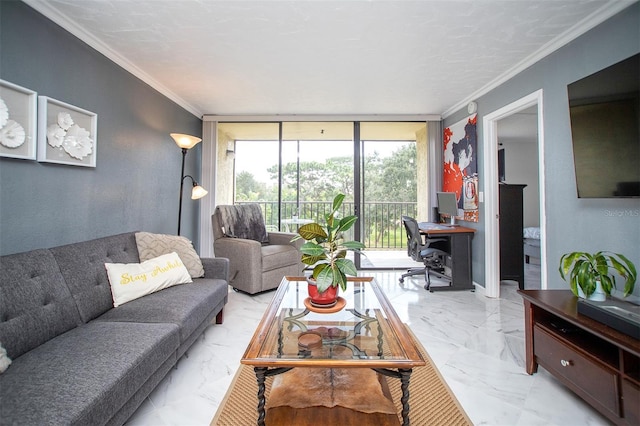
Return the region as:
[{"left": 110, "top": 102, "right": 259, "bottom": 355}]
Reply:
[
  {"left": 358, "top": 122, "right": 426, "bottom": 268},
  {"left": 218, "top": 120, "right": 427, "bottom": 269},
  {"left": 281, "top": 122, "right": 355, "bottom": 234}
]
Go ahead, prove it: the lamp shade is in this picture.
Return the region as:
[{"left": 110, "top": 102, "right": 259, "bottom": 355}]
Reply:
[
  {"left": 191, "top": 184, "right": 208, "bottom": 200},
  {"left": 171, "top": 133, "right": 202, "bottom": 150}
]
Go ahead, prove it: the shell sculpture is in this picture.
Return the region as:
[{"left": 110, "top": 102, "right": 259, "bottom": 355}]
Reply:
[
  {"left": 62, "top": 124, "right": 93, "bottom": 159},
  {"left": 46, "top": 112, "right": 93, "bottom": 159},
  {"left": 0, "top": 99, "right": 7, "bottom": 127},
  {"left": 0, "top": 98, "right": 26, "bottom": 149}
]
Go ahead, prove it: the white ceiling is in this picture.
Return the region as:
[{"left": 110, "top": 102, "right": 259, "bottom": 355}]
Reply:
[{"left": 24, "top": 0, "right": 634, "bottom": 118}]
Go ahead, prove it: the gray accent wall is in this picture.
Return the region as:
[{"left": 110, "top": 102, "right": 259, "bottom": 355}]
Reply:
[
  {"left": 0, "top": 1, "right": 203, "bottom": 255},
  {"left": 444, "top": 4, "right": 640, "bottom": 294}
]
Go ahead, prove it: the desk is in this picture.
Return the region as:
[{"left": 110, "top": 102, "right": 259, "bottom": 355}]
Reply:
[{"left": 418, "top": 222, "right": 476, "bottom": 291}]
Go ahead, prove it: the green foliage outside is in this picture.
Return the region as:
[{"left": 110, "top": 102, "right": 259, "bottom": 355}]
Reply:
[{"left": 234, "top": 143, "right": 418, "bottom": 249}]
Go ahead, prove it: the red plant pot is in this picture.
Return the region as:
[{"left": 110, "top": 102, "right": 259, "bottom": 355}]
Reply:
[{"left": 307, "top": 280, "right": 339, "bottom": 305}]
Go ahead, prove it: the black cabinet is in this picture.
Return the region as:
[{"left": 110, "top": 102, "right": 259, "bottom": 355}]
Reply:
[{"left": 499, "top": 184, "right": 526, "bottom": 289}]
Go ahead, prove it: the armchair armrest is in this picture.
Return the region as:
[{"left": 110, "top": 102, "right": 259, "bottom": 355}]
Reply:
[
  {"left": 214, "top": 237, "right": 263, "bottom": 274},
  {"left": 268, "top": 232, "right": 303, "bottom": 249},
  {"left": 201, "top": 257, "right": 229, "bottom": 282}
]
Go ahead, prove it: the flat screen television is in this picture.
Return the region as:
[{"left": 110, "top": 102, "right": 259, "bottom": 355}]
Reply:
[{"left": 567, "top": 53, "right": 640, "bottom": 198}]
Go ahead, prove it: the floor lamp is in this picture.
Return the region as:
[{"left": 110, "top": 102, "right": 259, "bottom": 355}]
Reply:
[{"left": 171, "top": 133, "right": 208, "bottom": 235}]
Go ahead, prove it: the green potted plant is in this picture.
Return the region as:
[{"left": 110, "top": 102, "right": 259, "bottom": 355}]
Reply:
[
  {"left": 559, "top": 251, "right": 636, "bottom": 300},
  {"left": 293, "top": 193, "right": 365, "bottom": 305}
]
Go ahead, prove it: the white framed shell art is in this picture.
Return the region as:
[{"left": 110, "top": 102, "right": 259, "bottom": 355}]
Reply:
[
  {"left": 37, "top": 96, "right": 97, "bottom": 167},
  {"left": 0, "top": 80, "right": 37, "bottom": 160}
]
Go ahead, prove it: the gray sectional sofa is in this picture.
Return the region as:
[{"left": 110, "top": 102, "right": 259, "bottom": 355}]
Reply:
[{"left": 0, "top": 232, "right": 229, "bottom": 425}]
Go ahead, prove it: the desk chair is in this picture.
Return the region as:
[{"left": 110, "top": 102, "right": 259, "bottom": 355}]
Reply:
[{"left": 399, "top": 216, "right": 451, "bottom": 290}]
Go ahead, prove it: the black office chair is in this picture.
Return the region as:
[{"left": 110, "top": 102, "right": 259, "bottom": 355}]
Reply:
[{"left": 399, "top": 216, "right": 451, "bottom": 290}]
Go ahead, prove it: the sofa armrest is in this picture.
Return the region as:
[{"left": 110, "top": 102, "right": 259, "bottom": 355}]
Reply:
[{"left": 201, "top": 257, "right": 229, "bottom": 282}]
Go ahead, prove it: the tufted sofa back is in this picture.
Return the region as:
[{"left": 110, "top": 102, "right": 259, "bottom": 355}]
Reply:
[
  {"left": 0, "top": 249, "right": 82, "bottom": 359},
  {"left": 50, "top": 233, "right": 140, "bottom": 323},
  {"left": 0, "top": 233, "right": 140, "bottom": 359}
]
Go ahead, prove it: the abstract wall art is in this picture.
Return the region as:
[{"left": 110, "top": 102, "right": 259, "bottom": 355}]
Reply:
[{"left": 443, "top": 114, "right": 478, "bottom": 222}]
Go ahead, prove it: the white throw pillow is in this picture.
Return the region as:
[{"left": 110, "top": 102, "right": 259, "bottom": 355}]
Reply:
[
  {"left": 0, "top": 343, "right": 11, "bottom": 373},
  {"left": 105, "top": 252, "right": 192, "bottom": 307},
  {"left": 135, "top": 232, "right": 204, "bottom": 278}
]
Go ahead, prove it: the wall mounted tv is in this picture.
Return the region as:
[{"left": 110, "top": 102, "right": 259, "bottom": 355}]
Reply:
[{"left": 567, "top": 53, "right": 639, "bottom": 198}]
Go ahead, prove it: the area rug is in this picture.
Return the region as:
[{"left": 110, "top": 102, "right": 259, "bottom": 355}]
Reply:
[{"left": 210, "top": 327, "right": 472, "bottom": 425}]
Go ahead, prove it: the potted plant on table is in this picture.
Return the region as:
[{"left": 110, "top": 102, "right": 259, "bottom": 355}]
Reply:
[
  {"left": 559, "top": 251, "right": 636, "bottom": 301},
  {"left": 293, "top": 193, "right": 365, "bottom": 306}
]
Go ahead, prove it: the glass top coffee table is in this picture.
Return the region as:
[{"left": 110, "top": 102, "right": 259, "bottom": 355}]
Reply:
[{"left": 241, "top": 276, "right": 425, "bottom": 426}]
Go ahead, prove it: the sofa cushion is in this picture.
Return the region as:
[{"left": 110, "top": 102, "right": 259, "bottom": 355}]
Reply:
[
  {"left": 262, "top": 244, "right": 300, "bottom": 272},
  {"left": 215, "top": 204, "right": 269, "bottom": 243},
  {"left": 50, "top": 233, "right": 140, "bottom": 322},
  {"left": 0, "top": 321, "right": 179, "bottom": 426},
  {"left": 135, "top": 232, "right": 204, "bottom": 278},
  {"left": 105, "top": 252, "right": 192, "bottom": 307},
  {"left": 94, "top": 278, "right": 228, "bottom": 344},
  {"left": 0, "top": 249, "right": 82, "bottom": 359}
]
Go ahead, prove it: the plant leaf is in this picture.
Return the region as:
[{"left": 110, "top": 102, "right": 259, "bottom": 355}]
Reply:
[
  {"left": 299, "top": 242, "right": 327, "bottom": 257},
  {"left": 315, "top": 266, "right": 334, "bottom": 293},
  {"left": 337, "top": 215, "right": 358, "bottom": 233},
  {"left": 332, "top": 193, "right": 345, "bottom": 212},
  {"left": 301, "top": 253, "right": 324, "bottom": 265},
  {"left": 335, "top": 258, "right": 357, "bottom": 276},
  {"left": 298, "top": 223, "right": 327, "bottom": 241},
  {"left": 343, "top": 240, "right": 366, "bottom": 250}
]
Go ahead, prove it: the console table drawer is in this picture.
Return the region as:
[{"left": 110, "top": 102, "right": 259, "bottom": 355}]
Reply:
[{"left": 534, "top": 325, "right": 620, "bottom": 417}]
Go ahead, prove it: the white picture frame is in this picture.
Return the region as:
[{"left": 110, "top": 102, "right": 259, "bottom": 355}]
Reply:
[
  {"left": 37, "top": 96, "right": 97, "bottom": 167},
  {"left": 0, "top": 80, "right": 38, "bottom": 160}
]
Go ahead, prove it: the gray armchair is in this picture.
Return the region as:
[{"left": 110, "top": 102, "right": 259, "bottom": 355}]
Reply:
[{"left": 212, "top": 204, "right": 304, "bottom": 294}]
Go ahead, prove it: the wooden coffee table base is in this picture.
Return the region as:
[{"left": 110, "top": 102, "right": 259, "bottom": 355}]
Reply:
[
  {"left": 255, "top": 366, "right": 412, "bottom": 426},
  {"left": 243, "top": 278, "right": 425, "bottom": 426},
  {"left": 265, "top": 371, "right": 401, "bottom": 426}
]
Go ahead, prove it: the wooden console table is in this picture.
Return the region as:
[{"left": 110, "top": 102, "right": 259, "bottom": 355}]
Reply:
[{"left": 519, "top": 290, "right": 640, "bottom": 425}]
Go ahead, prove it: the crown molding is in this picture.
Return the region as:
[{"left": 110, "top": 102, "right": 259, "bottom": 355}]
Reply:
[
  {"left": 202, "top": 114, "right": 441, "bottom": 122},
  {"left": 22, "top": 0, "right": 634, "bottom": 121},
  {"left": 442, "top": 0, "right": 636, "bottom": 119},
  {"left": 22, "top": 0, "right": 203, "bottom": 118}
]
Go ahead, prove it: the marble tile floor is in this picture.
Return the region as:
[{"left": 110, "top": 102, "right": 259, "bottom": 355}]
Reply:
[{"left": 126, "top": 272, "right": 610, "bottom": 426}]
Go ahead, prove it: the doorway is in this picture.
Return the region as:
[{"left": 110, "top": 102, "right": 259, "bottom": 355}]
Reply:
[{"left": 483, "top": 90, "right": 546, "bottom": 298}]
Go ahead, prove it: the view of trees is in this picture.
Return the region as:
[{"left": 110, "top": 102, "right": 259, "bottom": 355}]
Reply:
[
  {"left": 235, "top": 143, "right": 417, "bottom": 203},
  {"left": 234, "top": 142, "right": 418, "bottom": 250}
]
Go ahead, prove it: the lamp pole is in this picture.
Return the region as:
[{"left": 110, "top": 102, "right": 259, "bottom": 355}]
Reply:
[
  {"left": 177, "top": 148, "right": 187, "bottom": 235},
  {"left": 171, "top": 133, "right": 204, "bottom": 236}
]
